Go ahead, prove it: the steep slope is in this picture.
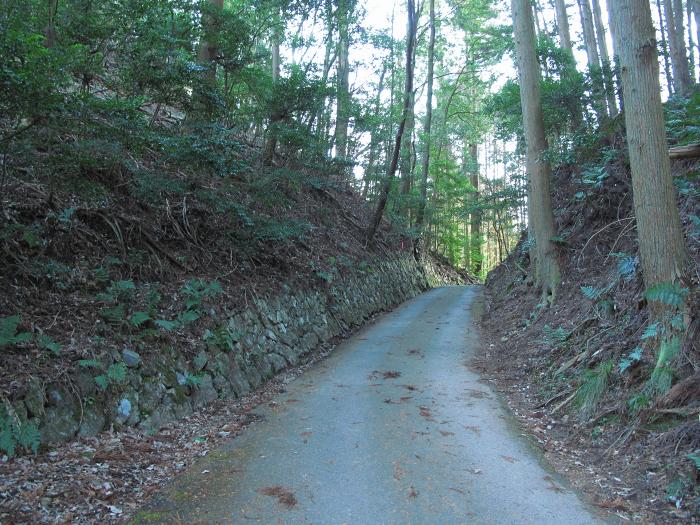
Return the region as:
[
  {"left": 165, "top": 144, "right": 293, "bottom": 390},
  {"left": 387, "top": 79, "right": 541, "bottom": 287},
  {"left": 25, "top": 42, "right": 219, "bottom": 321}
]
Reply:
[{"left": 481, "top": 125, "right": 700, "bottom": 523}]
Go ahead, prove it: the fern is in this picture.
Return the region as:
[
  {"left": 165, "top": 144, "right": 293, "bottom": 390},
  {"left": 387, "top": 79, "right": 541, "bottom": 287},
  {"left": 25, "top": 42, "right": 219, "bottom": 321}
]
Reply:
[
  {"left": 641, "top": 322, "right": 662, "bottom": 340},
  {"left": 644, "top": 282, "right": 689, "bottom": 307},
  {"left": 574, "top": 360, "right": 614, "bottom": 421},
  {"left": 99, "top": 304, "right": 126, "bottom": 325},
  {"left": 130, "top": 311, "right": 151, "bottom": 327},
  {"left": 0, "top": 405, "right": 40, "bottom": 457},
  {"left": 619, "top": 347, "right": 643, "bottom": 373},
  {"left": 78, "top": 359, "right": 103, "bottom": 369},
  {"left": 37, "top": 334, "right": 62, "bottom": 356},
  {"left": 107, "top": 362, "right": 128, "bottom": 384},
  {"left": 649, "top": 336, "right": 681, "bottom": 395},
  {"left": 0, "top": 316, "right": 33, "bottom": 349},
  {"left": 580, "top": 286, "right": 602, "bottom": 301}
]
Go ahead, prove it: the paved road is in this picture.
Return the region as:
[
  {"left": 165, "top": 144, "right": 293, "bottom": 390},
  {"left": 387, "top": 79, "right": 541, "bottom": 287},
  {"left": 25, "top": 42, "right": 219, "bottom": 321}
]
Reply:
[{"left": 136, "top": 287, "right": 612, "bottom": 525}]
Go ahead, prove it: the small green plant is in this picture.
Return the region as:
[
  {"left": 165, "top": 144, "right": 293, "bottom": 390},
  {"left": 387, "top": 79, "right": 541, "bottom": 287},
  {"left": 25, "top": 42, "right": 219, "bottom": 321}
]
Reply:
[
  {"left": 181, "top": 279, "right": 223, "bottom": 310},
  {"left": 78, "top": 360, "right": 128, "bottom": 391},
  {"left": 541, "top": 324, "right": 569, "bottom": 349},
  {"left": 0, "top": 316, "right": 32, "bottom": 349},
  {"left": 619, "top": 347, "right": 643, "bottom": 373},
  {"left": 0, "top": 403, "right": 40, "bottom": 457},
  {"left": 203, "top": 324, "right": 238, "bottom": 352},
  {"left": 574, "top": 360, "right": 614, "bottom": 421},
  {"left": 581, "top": 165, "right": 609, "bottom": 188}
]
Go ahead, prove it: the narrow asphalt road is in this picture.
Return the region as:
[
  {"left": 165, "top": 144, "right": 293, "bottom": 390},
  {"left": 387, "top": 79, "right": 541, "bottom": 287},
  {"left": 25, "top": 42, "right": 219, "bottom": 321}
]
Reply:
[{"left": 136, "top": 286, "right": 612, "bottom": 525}]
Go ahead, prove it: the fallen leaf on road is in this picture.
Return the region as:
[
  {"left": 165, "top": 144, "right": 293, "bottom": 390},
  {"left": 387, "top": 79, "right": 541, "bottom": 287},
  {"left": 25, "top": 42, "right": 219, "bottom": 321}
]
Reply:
[{"left": 258, "top": 486, "right": 298, "bottom": 509}]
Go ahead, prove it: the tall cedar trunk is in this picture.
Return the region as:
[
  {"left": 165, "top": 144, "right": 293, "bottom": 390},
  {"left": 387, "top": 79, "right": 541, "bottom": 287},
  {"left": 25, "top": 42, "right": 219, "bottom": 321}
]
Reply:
[
  {"left": 198, "top": 0, "right": 223, "bottom": 85},
  {"left": 44, "top": 0, "right": 59, "bottom": 47},
  {"left": 553, "top": 0, "right": 583, "bottom": 129},
  {"left": 415, "top": 0, "right": 435, "bottom": 237},
  {"left": 591, "top": 0, "right": 618, "bottom": 116},
  {"left": 663, "top": 0, "right": 692, "bottom": 94},
  {"left": 577, "top": 0, "right": 607, "bottom": 121},
  {"left": 512, "top": 0, "right": 562, "bottom": 301},
  {"left": 468, "top": 143, "right": 482, "bottom": 275},
  {"left": 263, "top": 16, "right": 282, "bottom": 166},
  {"left": 554, "top": 0, "right": 572, "bottom": 51},
  {"left": 307, "top": 0, "right": 336, "bottom": 135},
  {"left": 334, "top": 0, "right": 351, "bottom": 160},
  {"left": 399, "top": 89, "right": 416, "bottom": 217},
  {"left": 606, "top": 0, "right": 687, "bottom": 293},
  {"left": 692, "top": 0, "right": 700, "bottom": 81},
  {"left": 362, "top": 65, "right": 387, "bottom": 200},
  {"left": 366, "top": 0, "right": 417, "bottom": 243},
  {"left": 688, "top": 1, "right": 696, "bottom": 81},
  {"left": 657, "top": 0, "right": 675, "bottom": 93}
]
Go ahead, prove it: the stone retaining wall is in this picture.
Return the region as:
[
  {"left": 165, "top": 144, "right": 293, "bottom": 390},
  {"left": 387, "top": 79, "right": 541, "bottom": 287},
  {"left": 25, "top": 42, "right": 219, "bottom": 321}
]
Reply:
[{"left": 20, "top": 255, "right": 432, "bottom": 444}]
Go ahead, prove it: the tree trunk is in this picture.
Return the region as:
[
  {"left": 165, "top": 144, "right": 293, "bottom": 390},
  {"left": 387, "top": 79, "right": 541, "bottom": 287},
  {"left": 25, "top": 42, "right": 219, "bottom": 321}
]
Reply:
[
  {"left": 692, "top": 0, "right": 700, "bottom": 81},
  {"left": 512, "top": 0, "right": 562, "bottom": 302},
  {"left": 553, "top": 0, "right": 572, "bottom": 51},
  {"left": 591, "top": 0, "right": 618, "bottom": 116},
  {"left": 663, "top": 0, "right": 693, "bottom": 95},
  {"left": 366, "top": 0, "right": 417, "bottom": 243},
  {"left": 198, "top": 0, "right": 224, "bottom": 84},
  {"left": 334, "top": 0, "right": 352, "bottom": 160},
  {"left": 415, "top": 0, "right": 435, "bottom": 238},
  {"left": 577, "top": 0, "right": 606, "bottom": 121},
  {"left": 263, "top": 16, "right": 283, "bottom": 166},
  {"left": 688, "top": 0, "right": 696, "bottom": 81},
  {"left": 468, "top": 143, "right": 482, "bottom": 275},
  {"left": 607, "top": 0, "right": 687, "bottom": 292},
  {"left": 657, "top": 0, "right": 675, "bottom": 94},
  {"left": 44, "top": 0, "right": 59, "bottom": 48}
]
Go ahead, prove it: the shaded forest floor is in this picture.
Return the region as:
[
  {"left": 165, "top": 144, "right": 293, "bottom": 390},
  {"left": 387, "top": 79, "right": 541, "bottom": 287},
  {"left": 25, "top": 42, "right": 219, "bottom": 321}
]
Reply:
[{"left": 479, "top": 137, "right": 700, "bottom": 524}]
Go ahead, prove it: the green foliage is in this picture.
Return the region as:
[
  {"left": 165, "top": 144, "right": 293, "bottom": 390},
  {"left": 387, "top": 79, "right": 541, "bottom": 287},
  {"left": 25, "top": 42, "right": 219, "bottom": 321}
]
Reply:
[
  {"left": 574, "top": 360, "right": 614, "bottom": 421},
  {"left": 619, "top": 347, "right": 643, "bottom": 373},
  {"left": 37, "top": 335, "right": 63, "bottom": 356},
  {"left": 78, "top": 359, "right": 128, "bottom": 391},
  {"left": 541, "top": 324, "right": 569, "bottom": 348},
  {"left": 645, "top": 283, "right": 689, "bottom": 308},
  {"left": 203, "top": 324, "right": 238, "bottom": 352},
  {"left": 581, "top": 166, "right": 609, "bottom": 188},
  {"left": 0, "top": 404, "right": 40, "bottom": 457},
  {"left": 0, "top": 316, "right": 33, "bottom": 349},
  {"left": 665, "top": 92, "right": 700, "bottom": 145},
  {"left": 181, "top": 279, "right": 223, "bottom": 311},
  {"left": 649, "top": 336, "right": 681, "bottom": 396}
]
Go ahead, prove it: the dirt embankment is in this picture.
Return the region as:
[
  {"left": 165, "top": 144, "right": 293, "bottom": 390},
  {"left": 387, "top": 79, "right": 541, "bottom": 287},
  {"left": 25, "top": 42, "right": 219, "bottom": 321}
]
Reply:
[{"left": 479, "top": 150, "right": 700, "bottom": 524}]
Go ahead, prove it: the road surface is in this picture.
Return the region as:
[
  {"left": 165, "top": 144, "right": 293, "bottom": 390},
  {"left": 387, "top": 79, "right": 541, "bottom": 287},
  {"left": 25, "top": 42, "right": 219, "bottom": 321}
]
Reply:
[{"left": 134, "top": 286, "right": 612, "bottom": 525}]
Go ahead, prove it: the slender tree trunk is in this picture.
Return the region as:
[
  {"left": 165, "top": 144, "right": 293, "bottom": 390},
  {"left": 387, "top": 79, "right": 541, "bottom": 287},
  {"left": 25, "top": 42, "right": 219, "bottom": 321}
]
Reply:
[
  {"left": 553, "top": 0, "right": 583, "bottom": 129},
  {"left": 577, "top": 0, "right": 607, "bottom": 121},
  {"left": 657, "top": 0, "right": 675, "bottom": 94},
  {"left": 44, "top": 0, "right": 59, "bottom": 47},
  {"left": 692, "top": 0, "right": 700, "bottom": 81},
  {"left": 399, "top": 89, "right": 416, "bottom": 218},
  {"left": 198, "top": 0, "right": 223, "bottom": 85},
  {"left": 607, "top": 0, "right": 687, "bottom": 292},
  {"left": 362, "top": 65, "right": 387, "bottom": 200},
  {"left": 334, "top": 0, "right": 352, "bottom": 160},
  {"left": 366, "top": 0, "right": 417, "bottom": 243},
  {"left": 263, "top": 15, "right": 283, "bottom": 166},
  {"left": 664, "top": 0, "right": 693, "bottom": 94},
  {"left": 307, "top": 0, "right": 336, "bottom": 135},
  {"left": 415, "top": 0, "right": 435, "bottom": 239},
  {"left": 591, "top": 0, "right": 618, "bottom": 116},
  {"left": 512, "top": 0, "right": 562, "bottom": 302},
  {"left": 688, "top": 0, "right": 696, "bottom": 80},
  {"left": 468, "top": 143, "right": 482, "bottom": 275},
  {"left": 554, "top": 0, "right": 572, "bottom": 51}
]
